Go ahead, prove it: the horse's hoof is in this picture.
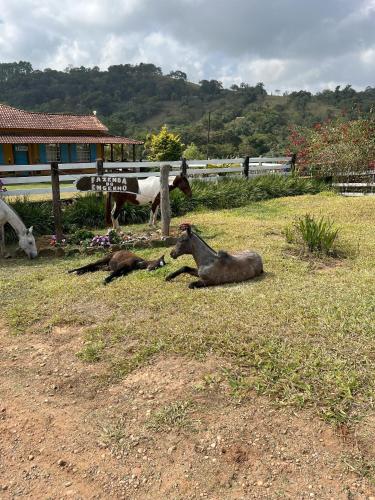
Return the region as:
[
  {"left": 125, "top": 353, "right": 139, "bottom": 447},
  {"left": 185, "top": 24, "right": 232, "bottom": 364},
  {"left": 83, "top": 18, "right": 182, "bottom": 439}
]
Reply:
[{"left": 189, "top": 281, "right": 205, "bottom": 289}]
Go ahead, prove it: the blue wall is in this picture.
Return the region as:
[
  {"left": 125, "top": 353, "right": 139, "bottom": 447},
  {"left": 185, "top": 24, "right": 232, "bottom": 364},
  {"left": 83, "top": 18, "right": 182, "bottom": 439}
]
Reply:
[
  {"left": 39, "top": 144, "right": 47, "bottom": 163},
  {"left": 0, "top": 145, "right": 3, "bottom": 165},
  {"left": 90, "top": 144, "right": 97, "bottom": 161},
  {"left": 14, "top": 146, "right": 28, "bottom": 165},
  {"left": 60, "top": 144, "right": 69, "bottom": 163},
  {"left": 70, "top": 144, "right": 77, "bottom": 162}
]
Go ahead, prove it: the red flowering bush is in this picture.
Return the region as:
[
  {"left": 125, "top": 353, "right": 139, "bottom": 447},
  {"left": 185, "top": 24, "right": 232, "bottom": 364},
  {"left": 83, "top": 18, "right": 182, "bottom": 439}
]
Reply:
[{"left": 287, "top": 117, "right": 375, "bottom": 177}]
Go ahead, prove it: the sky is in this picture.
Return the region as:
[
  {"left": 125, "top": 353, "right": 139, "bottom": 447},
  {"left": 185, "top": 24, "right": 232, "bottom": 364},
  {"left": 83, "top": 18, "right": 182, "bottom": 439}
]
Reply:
[{"left": 0, "top": 0, "right": 374, "bottom": 92}]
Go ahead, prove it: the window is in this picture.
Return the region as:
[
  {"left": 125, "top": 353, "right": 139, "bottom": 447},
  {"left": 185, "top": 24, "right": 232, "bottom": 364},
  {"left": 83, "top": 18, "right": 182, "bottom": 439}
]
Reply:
[
  {"left": 76, "top": 144, "right": 90, "bottom": 162},
  {"left": 46, "top": 144, "right": 60, "bottom": 162}
]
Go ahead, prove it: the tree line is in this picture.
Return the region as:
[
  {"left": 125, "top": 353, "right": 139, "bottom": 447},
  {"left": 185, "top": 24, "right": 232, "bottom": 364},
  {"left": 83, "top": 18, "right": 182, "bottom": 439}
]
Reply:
[{"left": 1, "top": 61, "right": 374, "bottom": 158}]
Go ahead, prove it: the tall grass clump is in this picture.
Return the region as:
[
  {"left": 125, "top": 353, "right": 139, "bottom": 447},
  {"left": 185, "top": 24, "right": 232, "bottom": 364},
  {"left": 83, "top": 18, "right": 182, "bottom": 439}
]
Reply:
[
  {"left": 171, "top": 174, "right": 325, "bottom": 214},
  {"left": 285, "top": 214, "right": 340, "bottom": 255},
  {"left": 63, "top": 194, "right": 106, "bottom": 229}
]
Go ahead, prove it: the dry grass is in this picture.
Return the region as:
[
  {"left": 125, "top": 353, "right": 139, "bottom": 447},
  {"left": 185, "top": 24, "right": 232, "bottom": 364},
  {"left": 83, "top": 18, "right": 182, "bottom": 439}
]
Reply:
[{"left": 1, "top": 192, "right": 375, "bottom": 425}]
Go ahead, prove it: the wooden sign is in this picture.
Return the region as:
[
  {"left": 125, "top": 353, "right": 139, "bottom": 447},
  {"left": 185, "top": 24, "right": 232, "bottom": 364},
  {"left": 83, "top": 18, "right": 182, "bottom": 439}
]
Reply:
[{"left": 76, "top": 175, "right": 133, "bottom": 193}]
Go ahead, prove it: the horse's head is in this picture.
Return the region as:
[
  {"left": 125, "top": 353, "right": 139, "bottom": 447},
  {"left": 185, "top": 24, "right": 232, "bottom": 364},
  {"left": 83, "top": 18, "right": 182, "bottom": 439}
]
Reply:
[
  {"left": 170, "top": 223, "right": 193, "bottom": 259},
  {"left": 19, "top": 226, "right": 38, "bottom": 259},
  {"left": 173, "top": 175, "right": 192, "bottom": 198},
  {"left": 147, "top": 254, "right": 166, "bottom": 271}
]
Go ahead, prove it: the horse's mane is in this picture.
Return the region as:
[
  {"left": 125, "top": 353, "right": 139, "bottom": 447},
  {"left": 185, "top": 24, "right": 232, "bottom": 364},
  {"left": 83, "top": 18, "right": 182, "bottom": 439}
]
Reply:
[{"left": 192, "top": 230, "right": 218, "bottom": 255}]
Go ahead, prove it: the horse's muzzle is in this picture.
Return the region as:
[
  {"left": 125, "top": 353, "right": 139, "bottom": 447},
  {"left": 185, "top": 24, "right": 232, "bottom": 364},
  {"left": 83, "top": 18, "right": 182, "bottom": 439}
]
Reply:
[{"left": 170, "top": 250, "right": 178, "bottom": 259}]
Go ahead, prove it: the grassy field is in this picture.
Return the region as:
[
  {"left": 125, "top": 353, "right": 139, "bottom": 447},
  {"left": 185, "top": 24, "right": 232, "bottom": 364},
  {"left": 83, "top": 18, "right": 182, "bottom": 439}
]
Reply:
[{"left": 1, "top": 192, "right": 375, "bottom": 426}]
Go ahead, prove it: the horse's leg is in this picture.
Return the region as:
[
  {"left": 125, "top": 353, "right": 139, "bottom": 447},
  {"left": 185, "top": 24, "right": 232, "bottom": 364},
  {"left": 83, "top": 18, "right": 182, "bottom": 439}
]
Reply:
[
  {"left": 149, "top": 195, "right": 160, "bottom": 226},
  {"left": 103, "top": 265, "right": 132, "bottom": 285},
  {"left": 68, "top": 255, "right": 111, "bottom": 275},
  {"left": 111, "top": 201, "right": 121, "bottom": 230},
  {"left": 188, "top": 280, "right": 208, "bottom": 289},
  {"left": 165, "top": 266, "right": 199, "bottom": 281},
  {"left": 0, "top": 224, "right": 5, "bottom": 258},
  {"left": 152, "top": 205, "right": 160, "bottom": 225}
]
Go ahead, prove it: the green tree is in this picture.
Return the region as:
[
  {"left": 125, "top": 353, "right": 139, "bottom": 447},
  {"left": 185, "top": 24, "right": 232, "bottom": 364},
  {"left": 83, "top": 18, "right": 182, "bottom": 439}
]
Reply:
[
  {"left": 146, "top": 125, "right": 184, "bottom": 161},
  {"left": 183, "top": 142, "right": 202, "bottom": 160}
]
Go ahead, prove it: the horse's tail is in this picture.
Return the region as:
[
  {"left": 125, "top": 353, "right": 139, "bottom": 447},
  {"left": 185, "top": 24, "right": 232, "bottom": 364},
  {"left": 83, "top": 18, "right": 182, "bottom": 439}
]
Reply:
[{"left": 105, "top": 193, "right": 112, "bottom": 226}]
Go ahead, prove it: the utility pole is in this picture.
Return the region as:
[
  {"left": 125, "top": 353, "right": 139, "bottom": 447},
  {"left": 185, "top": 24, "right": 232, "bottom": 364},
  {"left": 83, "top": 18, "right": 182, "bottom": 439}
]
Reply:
[{"left": 206, "top": 111, "right": 211, "bottom": 160}]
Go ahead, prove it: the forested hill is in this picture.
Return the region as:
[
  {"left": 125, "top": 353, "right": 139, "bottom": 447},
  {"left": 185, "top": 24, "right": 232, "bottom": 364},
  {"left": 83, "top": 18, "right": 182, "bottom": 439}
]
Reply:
[{"left": 1, "top": 61, "right": 374, "bottom": 157}]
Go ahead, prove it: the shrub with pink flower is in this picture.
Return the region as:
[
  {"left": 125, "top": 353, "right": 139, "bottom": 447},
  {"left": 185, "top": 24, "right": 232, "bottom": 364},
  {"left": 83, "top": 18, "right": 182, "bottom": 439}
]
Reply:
[
  {"left": 50, "top": 235, "right": 67, "bottom": 247},
  {"left": 286, "top": 117, "right": 375, "bottom": 177},
  {"left": 90, "top": 235, "right": 111, "bottom": 248}
]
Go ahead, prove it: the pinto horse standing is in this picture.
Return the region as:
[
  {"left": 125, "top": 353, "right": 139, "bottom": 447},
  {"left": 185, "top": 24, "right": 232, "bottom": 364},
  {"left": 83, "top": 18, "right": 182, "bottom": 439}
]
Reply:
[
  {"left": 166, "top": 224, "right": 263, "bottom": 288},
  {"left": 105, "top": 174, "right": 192, "bottom": 229}
]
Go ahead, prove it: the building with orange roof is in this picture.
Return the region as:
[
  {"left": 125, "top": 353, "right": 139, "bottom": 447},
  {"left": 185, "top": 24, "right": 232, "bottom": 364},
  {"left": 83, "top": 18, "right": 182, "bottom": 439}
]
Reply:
[{"left": 0, "top": 104, "right": 143, "bottom": 165}]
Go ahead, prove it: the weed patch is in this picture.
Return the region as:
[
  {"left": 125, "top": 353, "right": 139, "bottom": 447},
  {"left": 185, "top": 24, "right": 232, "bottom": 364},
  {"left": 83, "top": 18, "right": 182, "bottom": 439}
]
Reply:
[{"left": 147, "top": 400, "right": 195, "bottom": 431}]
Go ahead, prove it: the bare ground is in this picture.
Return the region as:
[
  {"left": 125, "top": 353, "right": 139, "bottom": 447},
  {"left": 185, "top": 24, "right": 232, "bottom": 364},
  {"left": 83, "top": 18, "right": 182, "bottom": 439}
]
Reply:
[{"left": 1, "top": 324, "right": 375, "bottom": 500}]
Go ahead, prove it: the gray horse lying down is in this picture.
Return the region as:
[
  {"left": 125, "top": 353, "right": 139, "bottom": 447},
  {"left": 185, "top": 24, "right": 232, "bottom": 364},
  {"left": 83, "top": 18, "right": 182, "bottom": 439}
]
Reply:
[{"left": 166, "top": 223, "right": 263, "bottom": 288}]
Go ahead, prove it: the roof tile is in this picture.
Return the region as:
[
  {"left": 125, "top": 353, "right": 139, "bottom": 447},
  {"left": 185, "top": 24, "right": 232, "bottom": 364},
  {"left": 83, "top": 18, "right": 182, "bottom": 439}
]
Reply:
[
  {"left": 0, "top": 133, "right": 143, "bottom": 145},
  {"left": 0, "top": 104, "right": 108, "bottom": 132}
]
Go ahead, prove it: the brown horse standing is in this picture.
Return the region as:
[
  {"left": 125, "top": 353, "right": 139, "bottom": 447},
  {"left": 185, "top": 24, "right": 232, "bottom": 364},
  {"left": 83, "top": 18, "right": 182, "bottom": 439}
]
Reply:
[
  {"left": 69, "top": 250, "right": 166, "bottom": 284},
  {"left": 105, "top": 174, "right": 192, "bottom": 228}
]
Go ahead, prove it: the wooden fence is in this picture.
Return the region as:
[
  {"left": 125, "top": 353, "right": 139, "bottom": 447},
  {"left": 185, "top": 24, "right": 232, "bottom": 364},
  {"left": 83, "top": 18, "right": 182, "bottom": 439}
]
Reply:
[
  {"left": 0, "top": 156, "right": 293, "bottom": 198},
  {"left": 332, "top": 170, "right": 375, "bottom": 197}
]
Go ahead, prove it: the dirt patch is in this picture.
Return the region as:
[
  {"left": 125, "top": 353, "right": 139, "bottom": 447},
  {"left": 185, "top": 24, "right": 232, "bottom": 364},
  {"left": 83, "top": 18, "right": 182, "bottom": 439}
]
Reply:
[
  {"left": 282, "top": 247, "right": 347, "bottom": 271},
  {"left": 1, "top": 323, "right": 375, "bottom": 499}
]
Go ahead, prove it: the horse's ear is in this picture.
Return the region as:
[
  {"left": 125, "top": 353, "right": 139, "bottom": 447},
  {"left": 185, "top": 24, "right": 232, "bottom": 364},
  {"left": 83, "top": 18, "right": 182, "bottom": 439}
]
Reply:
[
  {"left": 28, "top": 226, "right": 34, "bottom": 234},
  {"left": 179, "top": 222, "right": 192, "bottom": 234}
]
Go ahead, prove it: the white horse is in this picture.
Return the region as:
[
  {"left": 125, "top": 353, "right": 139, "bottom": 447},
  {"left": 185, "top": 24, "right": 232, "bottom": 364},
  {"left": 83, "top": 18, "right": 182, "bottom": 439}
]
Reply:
[{"left": 0, "top": 199, "right": 38, "bottom": 259}]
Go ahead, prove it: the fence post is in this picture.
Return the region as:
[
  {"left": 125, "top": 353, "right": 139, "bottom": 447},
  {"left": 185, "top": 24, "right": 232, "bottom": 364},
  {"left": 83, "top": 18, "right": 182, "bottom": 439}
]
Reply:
[
  {"left": 258, "top": 155, "right": 262, "bottom": 168},
  {"left": 50, "top": 162, "right": 63, "bottom": 242},
  {"left": 160, "top": 164, "right": 171, "bottom": 237},
  {"left": 242, "top": 156, "right": 250, "bottom": 179},
  {"left": 96, "top": 158, "right": 104, "bottom": 176},
  {"left": 290, "top": 153, "right": 297, "bottom": 173},
  {"left": 181, "top": 157, "right": 188, "bottom": 176}
]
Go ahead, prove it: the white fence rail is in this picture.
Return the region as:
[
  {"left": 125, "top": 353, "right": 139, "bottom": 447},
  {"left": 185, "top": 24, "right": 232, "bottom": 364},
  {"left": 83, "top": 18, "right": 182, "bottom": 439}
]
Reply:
[{"left": 0, "top": 157, "right": 292, "bottom": 198}]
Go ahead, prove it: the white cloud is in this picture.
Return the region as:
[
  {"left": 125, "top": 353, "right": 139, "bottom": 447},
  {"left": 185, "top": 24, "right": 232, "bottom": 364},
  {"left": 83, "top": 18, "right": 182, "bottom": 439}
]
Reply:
[{"left": 0, "top": 0, "right": 374, "bottom": 91}]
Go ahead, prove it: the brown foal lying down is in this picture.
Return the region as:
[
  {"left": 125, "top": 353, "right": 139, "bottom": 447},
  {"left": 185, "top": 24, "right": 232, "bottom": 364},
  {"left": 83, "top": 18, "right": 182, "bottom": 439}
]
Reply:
[{"left": 69, "top": 250, "right": 166, "bottom": 284}]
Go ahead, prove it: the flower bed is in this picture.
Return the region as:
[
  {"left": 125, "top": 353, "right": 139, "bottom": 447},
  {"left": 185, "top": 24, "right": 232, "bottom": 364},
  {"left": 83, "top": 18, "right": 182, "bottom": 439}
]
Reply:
[{"left": 33, "top": 228, "right": 179, "bottom": 258}]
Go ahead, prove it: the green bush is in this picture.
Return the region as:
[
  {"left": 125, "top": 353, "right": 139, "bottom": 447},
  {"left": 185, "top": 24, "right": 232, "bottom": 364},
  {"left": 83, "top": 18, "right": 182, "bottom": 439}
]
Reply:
[
  {"left": 68, "top": 228, "right": 95, "bottom": 245},
  {"left": 63, "top": 194, "right": 106, "bottom": 229},
  {"left": 285, "top": 214, "right": 340, "bottom": 255},
  {"left": 7, "top": 175, "right": 325, "bottom": 238}
]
